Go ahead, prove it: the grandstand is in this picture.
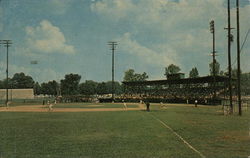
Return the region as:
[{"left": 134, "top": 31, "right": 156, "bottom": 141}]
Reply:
[{"left": 123, "top": 75, "right": 236, "bottom": 104}]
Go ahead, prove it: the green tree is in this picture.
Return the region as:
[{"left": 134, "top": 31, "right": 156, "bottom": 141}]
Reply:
[
  {"left": 164, "top": 64, "right": 181, "bottom": 78},
  {"left": 0, "top": 79, "right": 10, "bottom": 89},
  {"left": 134, "top": 72, "right": 148, "bottom": 81},
  {"left": 34, "top": 82, "right": 41, "bottom": 95},
  {"left": 219, "top": 70, "right": 224, "bottom": 76},
  {"left": 223, "top": 68, "right": 238, "bottom": 78},
  {"left": 96, "top": 82, "right": 107, "bottom": 95},
  {"left": 0, "top": 80, "right": 4, "bottom": 89},
  {"left": 123, "top": 69, "right": 148, "bottom": 81},
  {"left": 241, "top": 72, "right": 250, "bottom": 95},
  {"left": 209, "top": 60, "right": 220, "bottom": 76},
  {"left": 105, "top": 81, "right": 122, "bottom": 94},
  {"left": 95, "top": 81, "right": 122, "bottom": 95},
  {"left": 40, "top": 83, "right": 48, "bottom": 95},
  {"left": 1, "top": 78, "right": 12, "bottom": 89},
  {"left": 114, "top": 82, "right": 122, "bottom": 94},
  {"left": 231, "top": 68, "right": 238, "bottom": 79},
  {"left": 189, "top": 67, "right": 199, "bottom": 78},
  {"left": 47, "top": 80, "right": 58, "bottom": 96},
  {"left": 123, "top": 69, "right": 135, "bottom": 81},
  {"left": 11, "top": 72, "right": 35, "bottom": 88},
  {"left": 61, "top": 74, "right": 81, "bottom": 95},
  {"left": 123, "top": 69, "right": 148, "bottom": 94},
  {"left": 79, "top": 80, "right": 98, "bottom": 95}
]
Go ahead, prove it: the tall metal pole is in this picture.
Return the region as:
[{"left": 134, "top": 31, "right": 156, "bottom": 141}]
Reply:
[
  {"left": 225, "top": 0, "right": 233, "bottom": 114},
  {"left": 213, "top": 26, "right": 217, "bottom": 103},
  {"left": 210, "top": 20, "right": 216, "bottom": 103},
  {"left": 108, "top": 41, "right": 117, "bottom": 102},
  {"left": 3, "top": 40, "right": 12, "bottom": 106},
  {"left": 112, "top": 46, "right": 114, "bottom": 101},
  {"left": 236, "top": 0, "right": 242, "bottom": 115},
  {"left": 213, "top": 26, "right": 216, "bottom": 79},
  {"left": 6, "top": 43, "right": 8, "bottom": 105}
]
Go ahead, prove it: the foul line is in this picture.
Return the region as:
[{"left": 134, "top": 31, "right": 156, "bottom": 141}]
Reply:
[{"left": 148, "top": 113, "right": 206, "bottom": 158}]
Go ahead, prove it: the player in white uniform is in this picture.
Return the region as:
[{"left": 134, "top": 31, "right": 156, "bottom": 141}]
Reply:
[
  {"left": 49, "top": 103, "right": 53, "bottom": 111},
  {"left": 123, "top": 100, "right": 127, "bottom": 110}
]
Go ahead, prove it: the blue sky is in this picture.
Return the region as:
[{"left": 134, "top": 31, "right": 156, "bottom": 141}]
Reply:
[{"left": 0, "top": 0, "right": 249, "bottom": 83}]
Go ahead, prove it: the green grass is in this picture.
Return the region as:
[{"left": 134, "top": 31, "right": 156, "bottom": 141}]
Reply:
[
  {"left": 0, "top": 98, "right": 54, "bottom": 107},
  {"left": 150, "top": 105, "right": 250, "bottom": 158},
  {"left": 0, "top": 103, "right": 249, "bottom": 158},
  {"left": 53, "top": 103, "right": 138, "bottom": 109}
]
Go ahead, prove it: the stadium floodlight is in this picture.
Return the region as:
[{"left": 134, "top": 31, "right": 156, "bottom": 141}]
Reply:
[
  {"left": 209, "top": 20, "right": 217, "bottom": 103},
  {"left": 210, "top": 20, "right": 214, "bottom": 33}
]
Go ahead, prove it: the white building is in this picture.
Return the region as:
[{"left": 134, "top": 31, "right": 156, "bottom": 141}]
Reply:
[{"left": 0, "top": 89, "right": 34, "bottom": 100}]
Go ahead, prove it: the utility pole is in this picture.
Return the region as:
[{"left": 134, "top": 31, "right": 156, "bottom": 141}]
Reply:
[
  {"left": 2, "top": 40, "right": 12, "bottom": 106},
  {"left": 236, "top": 0, "right": 242, "bottom": 115},
  {"left": 108, "top": 41, "right": 117, "bottom": 102},
  {"left": 0, "top": 40, "right": 2, "bottom": 48},
  {"left": 224, "top": 0, "right": 234, "bottom": 114},
  {"left": 210, "top": 20, "right": 217, "bottom": 103}
]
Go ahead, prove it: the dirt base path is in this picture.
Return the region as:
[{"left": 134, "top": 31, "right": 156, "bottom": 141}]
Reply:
[{"left": 0, "top": 104, "right": 145, "bottom": 112}]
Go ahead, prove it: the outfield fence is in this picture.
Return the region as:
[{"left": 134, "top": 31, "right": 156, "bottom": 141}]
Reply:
[
  {"left": 0, "top": 97, "right": 55, "bottom": 107},
  {"left": 222, "top": 98, "right": 250, "bottom": 114}
]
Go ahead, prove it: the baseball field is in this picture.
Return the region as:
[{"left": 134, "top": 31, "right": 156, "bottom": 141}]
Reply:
[{"left": 0, "top": 102, "right": 249, "bottom": 158}]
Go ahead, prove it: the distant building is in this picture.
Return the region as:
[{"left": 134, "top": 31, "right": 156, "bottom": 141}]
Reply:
[{"left": 0, "top": 89, "right": 34, "bottom": 100}]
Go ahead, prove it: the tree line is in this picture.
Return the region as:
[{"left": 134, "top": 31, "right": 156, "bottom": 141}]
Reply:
[
  {"left": 165, "top": 60, "right": 244, "bottom": 79},
  {"left": 0, "top": 70, "right": 148, "bottom": 96},
  {"left": 0, "top": 61, "right": 249, "bottom": 96},
  {"left": 0, "top": 73, "right": 123, "bottom": 96}
]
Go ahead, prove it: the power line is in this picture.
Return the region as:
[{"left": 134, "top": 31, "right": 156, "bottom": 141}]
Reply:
[
  {"left": 240, "top": 28, "right": 250, "bottom": 53},
  {"left": 222, "top": 28, "right": 249, "bottom": 72},
  {"left": 236, "top": 0, "right": 242, "bottom": 116},
  {"left": 224, "top": 0, "right": 233, "bottom": 114},
  {"left": 229, "top": 28, "right": 250, "bottom": 69}
]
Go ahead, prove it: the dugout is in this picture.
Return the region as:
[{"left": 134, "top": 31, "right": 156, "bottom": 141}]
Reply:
[{"left": 123, "top": 75, "right": 236, "bottom": 104}]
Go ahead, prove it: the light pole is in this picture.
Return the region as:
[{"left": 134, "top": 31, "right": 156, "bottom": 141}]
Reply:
[
  {"left": 2, "top": 40, "right": 12, "bottom": 106},
  {"left": 108, "top": 41, "right": 117, "bottom": 102},
  {"left": 210, "top": 20, "right": 217, "bottom": 103}
]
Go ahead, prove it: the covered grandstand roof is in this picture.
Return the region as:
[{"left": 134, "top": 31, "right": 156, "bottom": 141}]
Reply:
[{"left": 123, "top": 75, "right": 236, "bottom": 86}]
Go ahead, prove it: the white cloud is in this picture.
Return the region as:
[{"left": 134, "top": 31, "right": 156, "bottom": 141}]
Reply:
[
  {"left": 117, "top": 32, "right": 178, "bottom": 67},
  {"left": 91, "top": 0, "right": 250, "bottom": 74},
  {"left": 26, "top": 20, "right": 75, "bottom": 54},
  {"left": 49, "top": 0, "right": 72, "bottom": 15},
  {"left": 33, "top": 68, "right": 64, "bottom": 82},
  {"left": 91, "top": 0, "right": 228, "bottom": 32},
  {"left": 0, "top": 61, "right": 63, "bottom": 83},
  {"left": 91, "top": 0, "right": 135, "bottom": 20}
]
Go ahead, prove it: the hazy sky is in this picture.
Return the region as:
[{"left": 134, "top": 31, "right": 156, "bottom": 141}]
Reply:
[{"left": 0, "top": 0, "right": 249, "bottom": 83}]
